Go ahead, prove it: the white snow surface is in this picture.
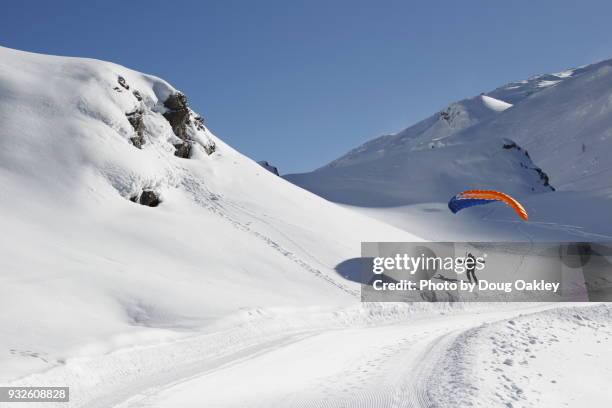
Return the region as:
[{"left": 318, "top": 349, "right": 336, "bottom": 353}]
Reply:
[
  {"left": 285, "top": 84, "right": 553, "bottom": 210},
  {"left": 281, "top": 58, "right": 612, "bottom": 407},
  {"left": 429, "top": 304, "right": 612, "bottom": 407},
  {"left": 480, "top": 94, "right": 513, "bottom": 112},
  {"left": 467, "top": 60, "right": 612, "bottom": 192},
  {"left": 0, "top": 46, "right": 418, "bottom": 382},
  {"left": 1, "top": 46, "right": 610, "bottom": 408},
  {"left": 285, "top": 58, "right": 612, "bottom": 241}
]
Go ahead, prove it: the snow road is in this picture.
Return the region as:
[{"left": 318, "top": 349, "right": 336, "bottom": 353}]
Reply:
[
  {"left": 106, "top": 304, "right": 592, "bottom": 408},
  {"left": 5, "top": 303, "right": 607, "bottom": 408}
]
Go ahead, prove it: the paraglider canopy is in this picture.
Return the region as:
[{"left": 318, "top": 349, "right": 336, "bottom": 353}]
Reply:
[{"left": 448, "top": 190, "right": 528, "bottom": 221}]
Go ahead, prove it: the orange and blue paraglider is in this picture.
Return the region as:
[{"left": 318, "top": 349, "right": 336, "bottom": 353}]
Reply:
[{"left": 448, "top": 190, "right": 528, "bottom": 221}]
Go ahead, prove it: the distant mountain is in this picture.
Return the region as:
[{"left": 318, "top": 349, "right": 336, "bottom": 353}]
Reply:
[
  {"left": 257, "top": 160, "right": 280, "bottom": 176},
  {"left": 285, "top": 91, "right": 555, "bottom": 207},
  {"left": 285, "top": 60, "right": 610, "bottom": 207},
  {"left": 466, "top": 60, "right": 612, "bottom": 192}
]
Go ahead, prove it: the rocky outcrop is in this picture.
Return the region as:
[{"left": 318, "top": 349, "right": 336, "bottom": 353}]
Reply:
[
  {"left": 202, "top": 141, "right": 215, "bottom": 155},
  {"left": 113, "top": 77, "right": 215, "bottom": 157},
  {"left": 114, "top": 76, "right": 147, "bottom": 148},
  {"left": 193, "top": 115, "right": 206, "bottom": 131},
  {"left": 162, "top": 92, "right": 216, "bottom": 157},
  {"left": 502, "top": 140, "right": 555, "bottom": 191},
  {"left": 173, "top": 142, "right": 192, "bottom": 159},
  {"left": 439, "top": 105, "right": 461, "bottom": 125},
  {"left": 117, "top": 76, "right": 130, "bottom": 90},
  {"left": 163, "top": 93, "right": 190, "bottom": 141},
  {"left": 132, "top": 90, "right": 143, "bottom": 101},
  {"left": 126, "top": 109, "right": 145, "bottom": 148},
  {"left": 533, "top": 167, "right": 554, "bottom": 190},
  {"left": 130, "top": 190, "right": 161, "bottom": 207}
]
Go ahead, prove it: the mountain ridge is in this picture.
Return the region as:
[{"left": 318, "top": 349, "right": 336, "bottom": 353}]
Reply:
[{"left": 285, "top": 57, "right": 612, "bottom": 206}]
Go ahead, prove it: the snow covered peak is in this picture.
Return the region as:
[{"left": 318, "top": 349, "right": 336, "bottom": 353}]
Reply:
[
  {"left": 287, "top": 56, "right": 612, "bottom": 207},
  {"left": 317, "top": 57, "right": 602, "bottom": 175},
  {"left": 321, "top": 95, "right": 503, "bottom": 171},
  {"left": 282, "top": 58, "right": 612, "bottom": 245},
  {"left": 465, "top": 58, "right": 612, "bottom": 192},
  {"left": 320, "top": 91, "right": 518, "bottom": 173},
  {"left": 486, "top": 63, "right": 591, "bottom": 104}
]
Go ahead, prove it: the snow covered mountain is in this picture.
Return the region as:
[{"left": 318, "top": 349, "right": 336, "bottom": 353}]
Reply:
[
  {"left": 468, "top": 60, "right": 612, "bottom": 192},
  {"left": 284, "top": 94, "right": 559, "bottom": 208},
  {"left": 2, "top": 46, "right": 610, "bottom": 408},
  {"left": 0, "top": 46, "right": 424, "bottom": 388},
  {"left": 285, "top": 59, "right": 612, "bottom": 240},
  {"left": 257, "top": 160, "right": 280, "bottom": 176}
]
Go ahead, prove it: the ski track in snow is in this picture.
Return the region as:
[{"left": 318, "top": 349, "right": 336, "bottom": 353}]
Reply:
[
  {"left": 101, "top": 304, "right": 582, "bottom": 408},
  {"left": 3, "top": 302, "right": 590, "bottom": 408},
  {"left": 178, "top": 170, "right": 358, "bottom": 297}
]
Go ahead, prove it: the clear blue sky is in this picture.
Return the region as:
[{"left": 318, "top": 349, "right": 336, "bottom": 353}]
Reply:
[{"left": 2, "top": 1, "right": 612, "bottom": 173}]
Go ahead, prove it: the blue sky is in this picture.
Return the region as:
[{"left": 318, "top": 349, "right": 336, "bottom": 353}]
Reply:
[{"left": 2, "top": 1, "right": 612, "bottom": 173}]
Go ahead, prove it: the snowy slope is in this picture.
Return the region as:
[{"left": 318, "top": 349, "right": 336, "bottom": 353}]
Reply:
[
  {"left": 285, "top": 92, "right": 553, "bottom": 208},
  {"left": 1, "top": 46, "right": 609, "bottom": 408},
  {"left": 292, "top": 64, "right": 590, "bottom": 176},
  {"left": 466, "top": 59, "right": 612, "bottom": 192},
  {"left": 286, "top": 60, "right": 610, "bottom": 199},
  {"left": 284, "top": 62, "right": 594, "bottom": 204},
  {"left": 0, "top": 46, "right": 419, "bottom": 382},
  {"left": 429, "top": 305, "right": 612, "bottom": 407},
  {"left": 317, "top": 94, "right": 515, "bottom": 171},
  {"left": 108, "top": 304, "right": 610, "bottom": 408},
  {"left": 285, "top": 59, "right": 612, "bottom": 240}
]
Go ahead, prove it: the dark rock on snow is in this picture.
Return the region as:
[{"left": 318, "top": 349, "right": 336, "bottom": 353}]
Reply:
[
  {"left": 163, "top": 93, "right": 191, "bottom": 142},
  {"left": 193, "top": 115, "right": 206, "bottom": 132},
  {"left": 174, "top": 142, "right": 192, "bottom": 159},
  {"left": 502, "top": 140, "right": 555, "bottom": 191},
  {"left": 117, "top": 76, "right": 130, "bottom": 90},
  {"left": 534, "top": 167, "right": 555, "bottom": 190},
  {"left": 122, "top": 90, "right": 216, "bottom": 157},
  {"left": 162, "top": 92, "right": 215, "bottom": 156},
  {"left": 131, "top": 190, "right": 161, "bottom": 207},
  {"left": 126, "top": 109, "right": 146, "bottom": 149},
  {"left": 203, "top": 143, "right": 216, "bottom": 155}
]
